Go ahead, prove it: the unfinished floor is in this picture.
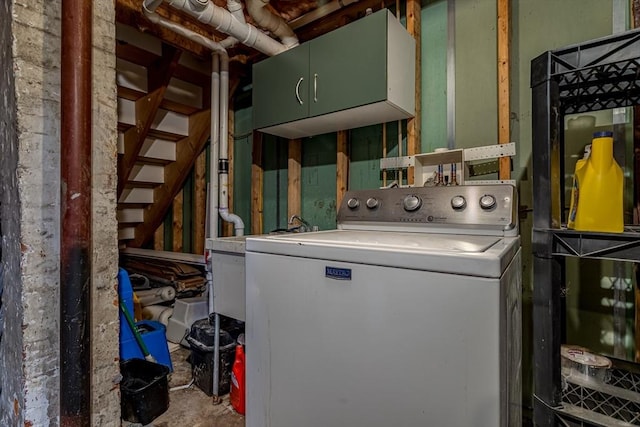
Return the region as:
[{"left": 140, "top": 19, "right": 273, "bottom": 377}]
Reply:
[{"left": 124, "top": 346, "right": 244, "bottom": 427}]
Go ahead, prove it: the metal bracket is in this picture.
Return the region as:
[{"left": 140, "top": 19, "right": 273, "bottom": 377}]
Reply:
[
  {"left": 379, "top": 155, "right": 414, "bottom": 170},
  {"left": 464, "top": 142, "right": 516, "bottom": 161}
]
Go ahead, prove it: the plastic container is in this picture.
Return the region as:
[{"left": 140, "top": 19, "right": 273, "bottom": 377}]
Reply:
[
  {"left": 187, "top": 319, "right": 236, "bottom": 396},
  {"left": 120, "top": 358, "right": 170, "bottom": 425},
  {"left": 230, "top": 342, "right": 246, "bottom": 414},
  {"left": 561, "top": 344, "right": 612, "bottom": 383},
  {"left": 571, "top": 131, "right": 623, "bottom": 233},
  {"left": 118, "top": 268, "right": 135, "bottom": 344},
  {"left": 120, "top": 320, "right": 173, "bottom": 371},
  {"left": 166, "top": 297, "right": 209, "bottom": 346}
]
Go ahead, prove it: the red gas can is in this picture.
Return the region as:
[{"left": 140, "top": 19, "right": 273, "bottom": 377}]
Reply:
[{"left": 230, "top": 343, "right": 245, "bottom": 414}]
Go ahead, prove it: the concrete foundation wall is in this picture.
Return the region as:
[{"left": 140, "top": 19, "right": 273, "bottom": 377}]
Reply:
[
  {"left": 91, "top": 0, "right": 120, "bottom": 424},
  {"left": 0, "top": 1, "right": 119, "bottom": 425},
  {"left": 0, "top": 0, "right": 24, "bottom": 425}
]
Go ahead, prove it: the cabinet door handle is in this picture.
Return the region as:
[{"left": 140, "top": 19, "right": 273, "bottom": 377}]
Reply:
[
  {"left": 314, "top": 73, "right": 318, "bottom": 102},
  {"left": 295, "top": 77, "right": 304, "bottom": 105}
]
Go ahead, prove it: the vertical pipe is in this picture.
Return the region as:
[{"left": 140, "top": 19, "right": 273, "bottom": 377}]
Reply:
[{"left": 60, "top": 0, "right": 92, "bottom": 425}]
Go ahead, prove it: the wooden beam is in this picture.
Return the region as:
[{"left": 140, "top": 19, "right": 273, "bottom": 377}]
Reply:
[
  {"left": 172, "top": 189, "right": 184, "bottom": 252},
  {"left": 193, "top": 150, "right": 207, "bottom": 255},
  {"left": 154, "top": 224, "right": 164, "bottom": 251},
  {"left": 130, "top": 108, "right": 211, "bottom": 247},
  {"left": 116, "top": 0, "right": 213, "bottom": 58},
  {"left": 118, "top": 43, "right": 182, "bottom": 198},
  {"left": 336, "top": 131, "right": 349, "bottom": 209},
  {"left": 288, "top": 139, "right": 302, "bottom": 219},
  {"left": 223, "top": 106, "right": 236, "bottom": 237},
  {"left": 251, "top": 132, "right": 264, "bottom": 235},
  {"left": 497, "top": 0, "right": 511, "bottom": 180},
  {"left": 292, "top": 0, "right": 396, "bottom": 44},
  {"left": 406, "top": 0, "right": 421, "bottom": 185}
]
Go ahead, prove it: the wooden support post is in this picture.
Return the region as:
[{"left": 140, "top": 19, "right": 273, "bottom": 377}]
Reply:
[
  {"left": 336, "top": 131, "right": 349, "bottom": 209},
  {"left": 497, "top": 0, "right": 511, "bottom": 180},
  {"left": 173, "top": 190, "right": 184, "bottom": 252},
  {"left": 288, "top": 139, "right": 302, "bottom": 219},
  {"left": 406, "top": 0, "right": 422, "bottom": 185},
  {"left": 154, "top": 224, "right": 164, "bottom": 251},
  {"left": 223, "top": 105, "right": 236, "bottom": 237},
  {"left": 251, "top": 132, "right": 264, "bottom": 235},
  {"left": 193, "top": 150, "right": 207, "bottom": 254}
]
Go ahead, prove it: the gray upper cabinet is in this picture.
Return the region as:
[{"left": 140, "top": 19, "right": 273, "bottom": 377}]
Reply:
[{"left": 252, "top": 9, "right": 415, "bottom": 139}]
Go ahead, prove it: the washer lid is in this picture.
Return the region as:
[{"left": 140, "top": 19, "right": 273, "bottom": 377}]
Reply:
[{"left": 246, "top": 230, "right": 520, "bottom": 278}]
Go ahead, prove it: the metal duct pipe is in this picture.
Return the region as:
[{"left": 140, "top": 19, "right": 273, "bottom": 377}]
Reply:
[
  {"left": 60, "top": 0, "right": 92, "bottom": 425},
  {"left": 246, "top": 0, "right": 299, "bottom": 47},
  {"left": 165, "top": 0, "right": 288, "bottom": 56}
]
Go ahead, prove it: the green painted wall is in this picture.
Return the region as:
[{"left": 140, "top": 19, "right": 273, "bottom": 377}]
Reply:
[
  {"left": 301, "top": 133, "right": 338, "bottom": 230},
  {"left": 234, "top": 105, "right": 254, "bottom": 229},
  {"left": 422, "top": 0, "right": 448, "bottom": 153},
  {"left": 454, "top": 0, "right": 497, "bottom": 150},
  {"left": 262, "top": 135, "right": 289, "bottom": 232}
]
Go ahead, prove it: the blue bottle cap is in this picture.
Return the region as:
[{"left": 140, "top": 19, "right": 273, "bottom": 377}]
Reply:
[{"left": 593, "top": 131, "right": 613, "bottom": 138}]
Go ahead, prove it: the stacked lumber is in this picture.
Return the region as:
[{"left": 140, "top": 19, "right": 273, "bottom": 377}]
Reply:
[{"left": 122, "top": 257, "right": 206, "bottom": 294}]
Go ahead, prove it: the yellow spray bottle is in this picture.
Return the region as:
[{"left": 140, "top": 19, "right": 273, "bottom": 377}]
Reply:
[{"left": 571, "top": 131, "right": 624, "bottom": 233}]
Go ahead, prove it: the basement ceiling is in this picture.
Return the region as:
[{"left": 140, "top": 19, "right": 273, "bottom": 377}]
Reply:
[{"left": 116, "top": 0, "right": 396, "bottom": 63}]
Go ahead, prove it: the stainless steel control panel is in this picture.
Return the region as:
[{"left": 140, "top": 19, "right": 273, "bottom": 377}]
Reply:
[{"left": 337, "top": 184, "right": 517, "bottom": 233}]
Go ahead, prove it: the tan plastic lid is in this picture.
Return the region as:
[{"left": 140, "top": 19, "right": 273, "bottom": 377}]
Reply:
[{"left": 561, "top": 345, "right": 612, "bottom": 368}]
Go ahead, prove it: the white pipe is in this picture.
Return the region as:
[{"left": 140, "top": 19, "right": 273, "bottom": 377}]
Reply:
[
  {"left": 246, "top": 0, "right": 299, "bottom": 48},
  {"left": 170, "top": 378, "right": 195, "bottom": 392},
  {"left": 217, "top": 53, "right": 245, "bottom": 236},
  {"left": 218, "top": 0, "right": 247, "bottom": 48},
  {"left": 165, "top": 0, "right": 287, "bottom": 56},
  {"left": 210, "top": 53, "right": 221, "bottom": 238},
  {"left": 143, "top": 0, "right": 228, "bottom": 54}
]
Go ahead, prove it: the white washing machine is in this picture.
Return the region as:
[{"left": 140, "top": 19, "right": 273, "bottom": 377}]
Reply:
[{"left": 245, "top": 184, "right": 521, "bottom": 427}]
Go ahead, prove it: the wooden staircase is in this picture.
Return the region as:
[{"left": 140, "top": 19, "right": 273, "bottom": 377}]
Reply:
[{"left": 116, "top": 24, "right": 212, "bottom": 250}]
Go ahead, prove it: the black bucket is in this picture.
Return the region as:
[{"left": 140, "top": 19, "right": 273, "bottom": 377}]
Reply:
[
  {"left": 187, "top": 318, "right": 237, "bottom": 395},
  {"left": 120, "top": 358, "right": 170, "bottom": 425}
]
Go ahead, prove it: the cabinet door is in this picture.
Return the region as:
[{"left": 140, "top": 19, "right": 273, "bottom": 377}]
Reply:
[
  {"left": 309, "top": 10, "right": 388, "bottom": 118},
  {"left": 253, "top": 44, "right": 310, "bottom": 130}
]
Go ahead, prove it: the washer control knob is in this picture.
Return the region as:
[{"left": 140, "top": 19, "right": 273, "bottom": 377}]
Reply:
[
  {"left": 366, "top": 197, "right": 379, "bottom": 209},
  {"left": 451, "top": 195, "right": 467, "bottom": 210},
  {"left": 403, "top": 195, "right": 422, "bottom": 212},
  {"left": 479, "top": 194, "right": 497, "bottom": 210},
  {"left": 347, "top": 198, "right": 360, "bottom": 209}
]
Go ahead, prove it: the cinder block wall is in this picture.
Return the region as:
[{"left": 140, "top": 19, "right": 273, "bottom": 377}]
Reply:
[{"left": 0, "top": 1, "right": 119, "bottom": 425}]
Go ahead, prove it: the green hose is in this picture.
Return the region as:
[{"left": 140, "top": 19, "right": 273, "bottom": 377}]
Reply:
[{"left": 119, "top": 299, "right": 156, "bottom": 363}]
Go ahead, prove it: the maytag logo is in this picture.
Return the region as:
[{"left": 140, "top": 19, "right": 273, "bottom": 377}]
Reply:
[{"left": 325, "top": 266, "right": 352, "bottom": 280}]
